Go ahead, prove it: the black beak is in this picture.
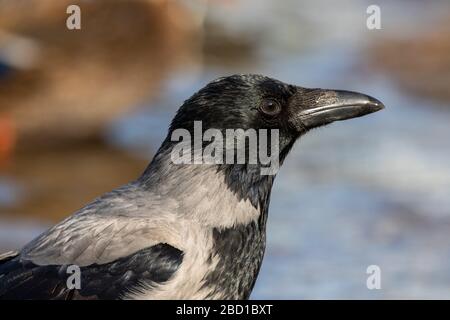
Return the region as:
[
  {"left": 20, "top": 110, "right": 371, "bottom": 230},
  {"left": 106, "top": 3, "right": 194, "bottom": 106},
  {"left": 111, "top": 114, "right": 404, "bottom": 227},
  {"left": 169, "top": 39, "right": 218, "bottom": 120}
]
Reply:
[{"left": 298, "top": 90, "right": 385, "bottom": 129}]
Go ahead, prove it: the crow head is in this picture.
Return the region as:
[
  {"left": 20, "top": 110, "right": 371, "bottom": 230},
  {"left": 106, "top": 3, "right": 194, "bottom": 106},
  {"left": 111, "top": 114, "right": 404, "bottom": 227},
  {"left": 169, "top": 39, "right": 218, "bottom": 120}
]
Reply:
[
  {"left": 168, "top": 74, "right": 384, "bottom": 167},
  {"left": 144, "top": 74, "right": 384, "bottom": 219}
]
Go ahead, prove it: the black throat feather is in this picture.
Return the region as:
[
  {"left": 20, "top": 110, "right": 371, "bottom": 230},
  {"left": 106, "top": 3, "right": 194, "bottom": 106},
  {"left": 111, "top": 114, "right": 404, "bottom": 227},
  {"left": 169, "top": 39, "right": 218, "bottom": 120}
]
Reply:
[{"left": 200, "top": 139, "right": 296, "bottom": 299}]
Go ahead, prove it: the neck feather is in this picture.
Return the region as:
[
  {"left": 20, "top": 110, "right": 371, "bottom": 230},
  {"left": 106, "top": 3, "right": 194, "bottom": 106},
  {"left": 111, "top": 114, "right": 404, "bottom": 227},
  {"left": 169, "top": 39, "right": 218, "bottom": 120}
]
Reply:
[{"left": 139, "top": 143, "right": 277, "bottom": 227}]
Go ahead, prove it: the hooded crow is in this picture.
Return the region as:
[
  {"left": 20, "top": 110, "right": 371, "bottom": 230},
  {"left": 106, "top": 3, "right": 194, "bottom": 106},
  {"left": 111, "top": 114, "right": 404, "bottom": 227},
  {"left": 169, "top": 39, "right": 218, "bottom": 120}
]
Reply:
[{"left": 0, "top": 74, "right": 384, "bottom": 300}]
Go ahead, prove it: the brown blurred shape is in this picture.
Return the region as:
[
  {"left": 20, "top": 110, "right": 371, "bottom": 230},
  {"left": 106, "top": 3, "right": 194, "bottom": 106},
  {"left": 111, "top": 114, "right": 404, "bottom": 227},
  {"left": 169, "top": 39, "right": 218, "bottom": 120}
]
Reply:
[
  {"left": 0, "top": 114, "right": 15, "bottom": 168},
  {"left": 371, "top": 16, "right": 450, "bottom": 104},
  {"left": 0, "top": 0, "right": 203, "bottom": 221},
  {"left": 0, "top": 0, "right": 200, "bottom": 150}
]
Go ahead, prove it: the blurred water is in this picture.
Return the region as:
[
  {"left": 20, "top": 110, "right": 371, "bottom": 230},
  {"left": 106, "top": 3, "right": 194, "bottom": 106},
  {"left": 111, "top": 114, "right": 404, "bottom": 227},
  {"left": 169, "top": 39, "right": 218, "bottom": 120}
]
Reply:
[
  {"left": 0, "top": 219, "right": 48, "bottom": 252},
  {"left": 0, "top": 177, "right": 21, "bottom": 208}
]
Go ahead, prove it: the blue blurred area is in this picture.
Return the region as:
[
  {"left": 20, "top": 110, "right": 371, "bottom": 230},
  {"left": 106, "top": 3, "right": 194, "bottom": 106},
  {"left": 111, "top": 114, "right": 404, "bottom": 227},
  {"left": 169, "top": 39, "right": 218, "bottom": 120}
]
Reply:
[{"left": 0, "top": 61, "right": 12, "bottom": 79}]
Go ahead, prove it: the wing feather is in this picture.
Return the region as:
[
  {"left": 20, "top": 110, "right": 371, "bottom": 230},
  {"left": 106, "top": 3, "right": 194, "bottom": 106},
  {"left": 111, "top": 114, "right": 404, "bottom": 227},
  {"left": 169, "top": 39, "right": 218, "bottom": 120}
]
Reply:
[{"left": 0, "top": 243, "right": 183, "bottom": 300}]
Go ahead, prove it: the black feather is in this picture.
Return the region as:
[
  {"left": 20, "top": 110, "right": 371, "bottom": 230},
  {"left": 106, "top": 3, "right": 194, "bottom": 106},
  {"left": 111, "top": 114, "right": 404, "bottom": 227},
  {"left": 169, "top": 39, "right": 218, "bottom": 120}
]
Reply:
[{"left": 0, "top": 243, "right": 183, "bottom": 300}]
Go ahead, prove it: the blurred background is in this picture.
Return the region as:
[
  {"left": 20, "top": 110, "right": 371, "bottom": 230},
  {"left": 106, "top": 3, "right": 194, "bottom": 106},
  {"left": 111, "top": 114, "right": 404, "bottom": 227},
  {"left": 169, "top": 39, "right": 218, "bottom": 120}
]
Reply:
[{"left": 0, "top": 0, "right": 449, "bottom": 299}]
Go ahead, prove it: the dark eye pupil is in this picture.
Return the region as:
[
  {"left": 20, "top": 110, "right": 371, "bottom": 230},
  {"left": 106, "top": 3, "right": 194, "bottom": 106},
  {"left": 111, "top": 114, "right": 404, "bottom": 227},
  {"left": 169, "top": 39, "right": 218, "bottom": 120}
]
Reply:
[{"left": 261, "top": 100, "right": 280, "bottom": 115}]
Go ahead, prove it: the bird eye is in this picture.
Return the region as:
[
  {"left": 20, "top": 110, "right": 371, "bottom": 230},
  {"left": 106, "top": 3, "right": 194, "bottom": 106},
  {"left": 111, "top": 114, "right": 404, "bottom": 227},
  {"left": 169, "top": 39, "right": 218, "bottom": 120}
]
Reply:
[{"left": 259, "top": 99, "right": 281, "bottom": 116}]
